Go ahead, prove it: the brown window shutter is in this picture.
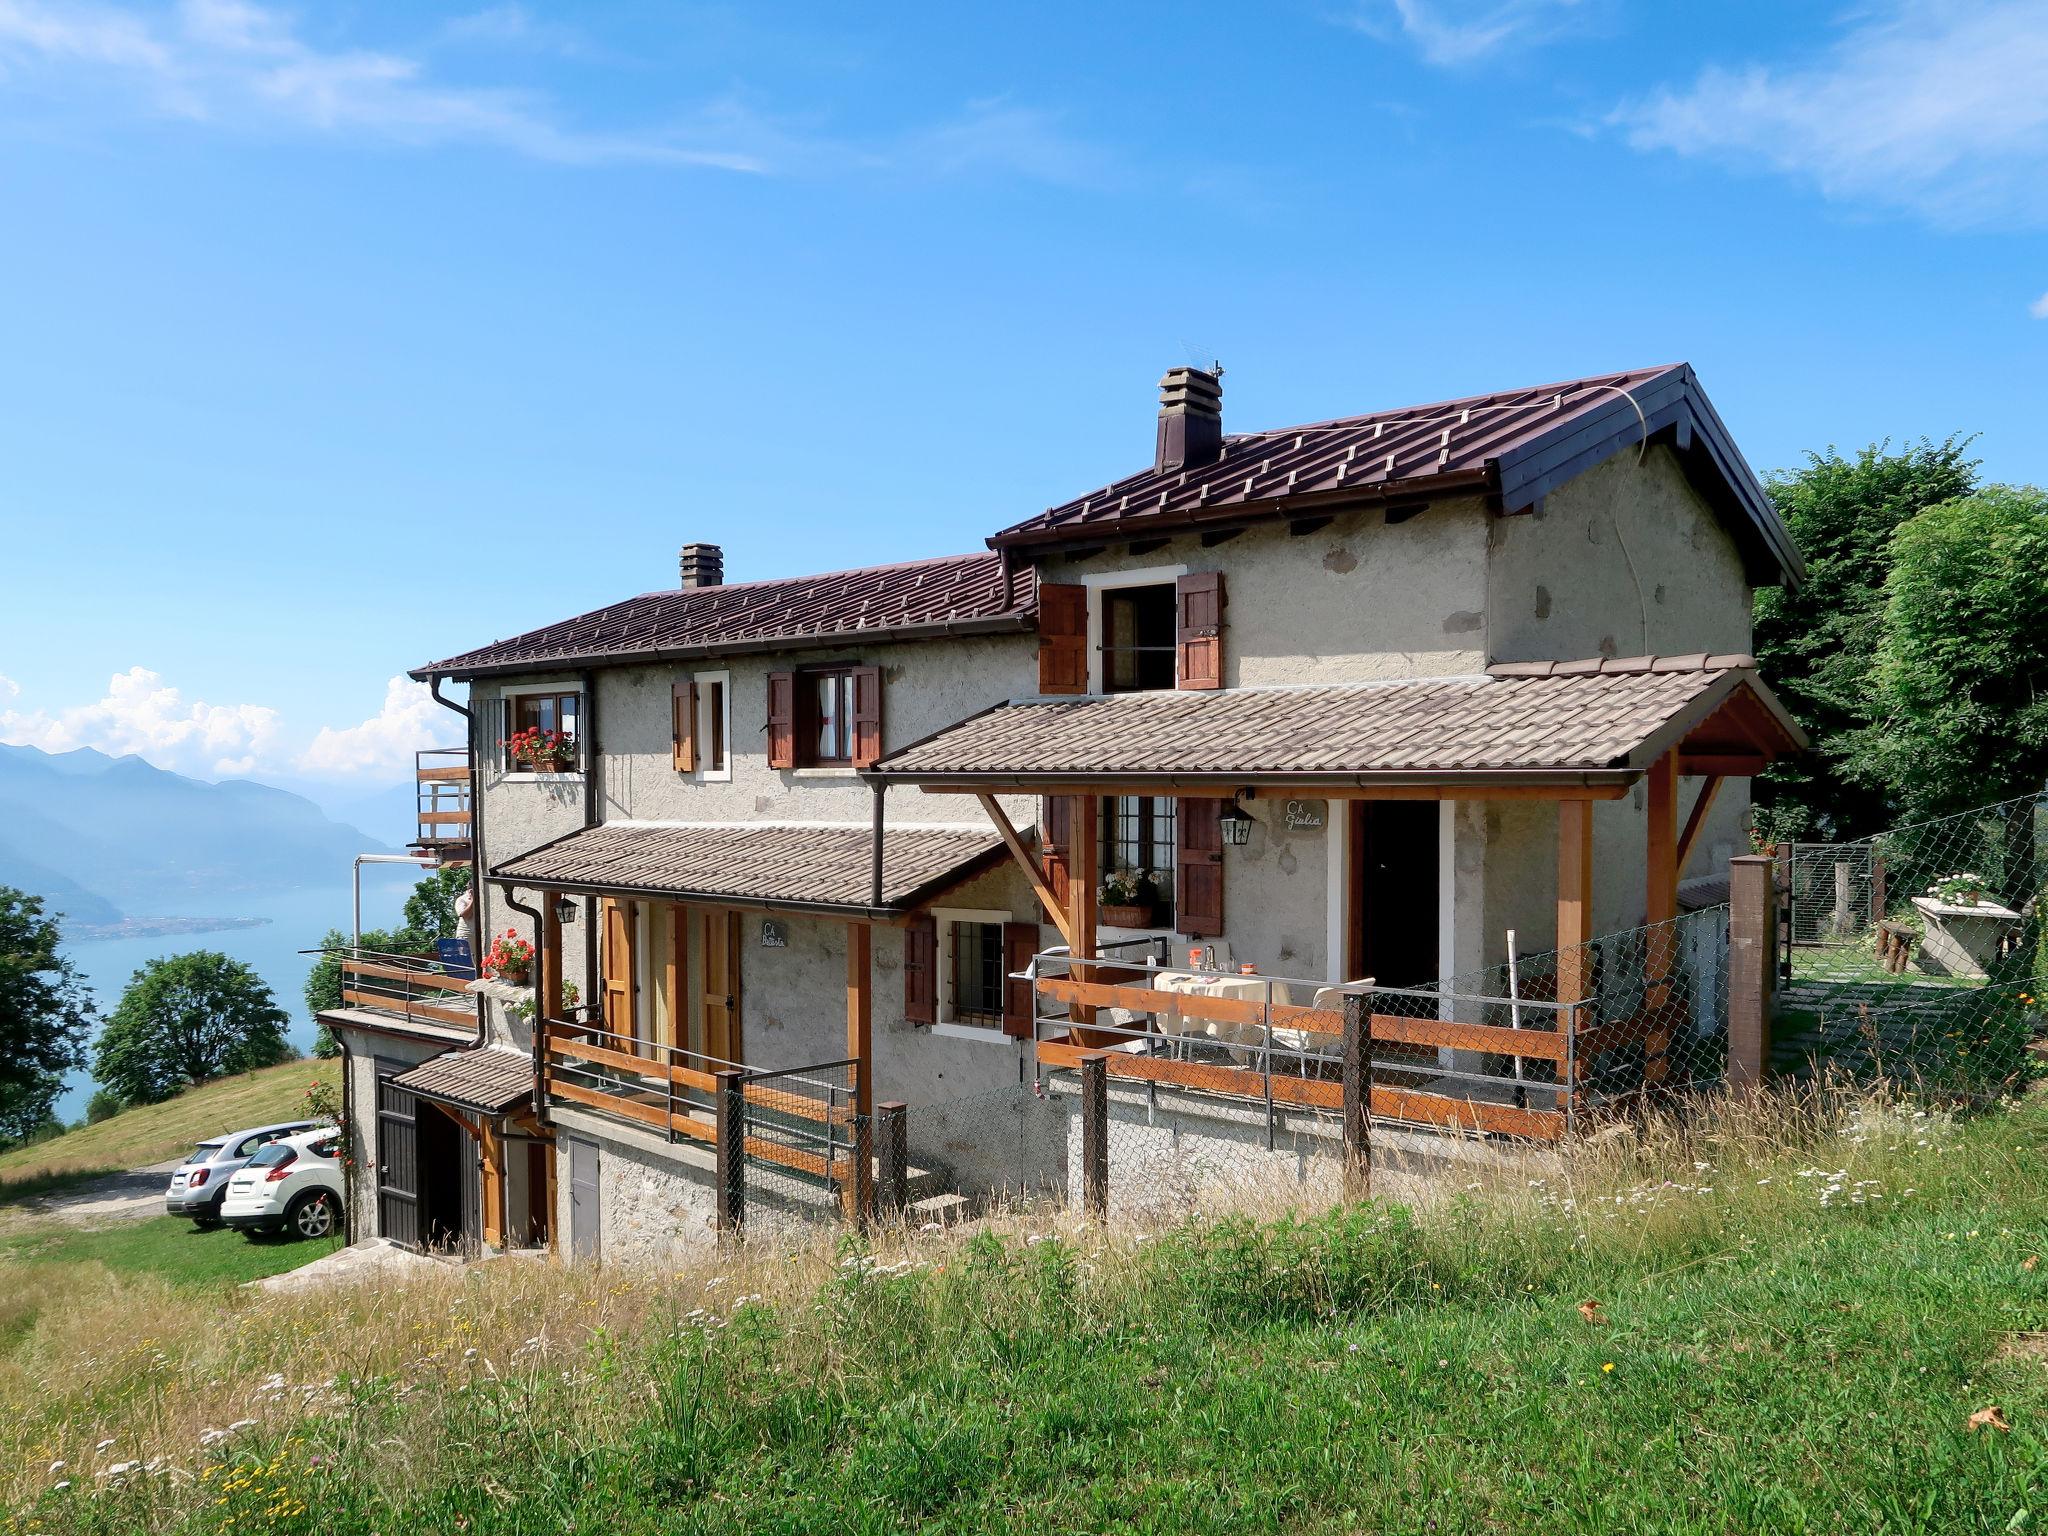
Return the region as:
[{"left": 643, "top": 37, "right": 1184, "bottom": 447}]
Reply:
[
  {"left": 1175, "top": 796, "right": 1225, "bottom": 936},
  {"left": 1002, "top": 921, "right": 1039, "bottom": 1038},
  {"left": 671, "top": 680, "right": 697, "bottom": 773},
  {"left": 765, "top": 671, "right": 796, "bottom": 769},
  {"left": 1176, "top": 571, "right": 1225, "bottom": 690},
  {"left": 851, "top": 665, "right": 884, "bottom": 769},
  {"left": 902, "top": 914, "right": 937, "bottom": 1025},
  {"left": 1038, "top": 794, "right": 1072, "bottom": 911},
  {"left": 1037, "top": 582, "right": 1088, "bottom": 694}
]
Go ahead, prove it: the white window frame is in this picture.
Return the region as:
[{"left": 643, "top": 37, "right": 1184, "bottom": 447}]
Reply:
[
  {"left": 498, "top": 682, "right": 587, "bottom": 782},
  {"left": 691, "top": 669, "right": 733, "bottom": 782},
  {"left": 1082, "top": 562, "right": 1187, "bottom": 695},
  {"left": 930, "top": 905, "right": 1014, "bottom": 1043}
]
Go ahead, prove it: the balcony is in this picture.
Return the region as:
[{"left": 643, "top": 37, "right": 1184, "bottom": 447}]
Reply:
[
  {"left": 412, "top": 747, "right": 473, "bottom": 861},
  {"left": 314, "top": 943, "right": 482, "bottom": 1042}
]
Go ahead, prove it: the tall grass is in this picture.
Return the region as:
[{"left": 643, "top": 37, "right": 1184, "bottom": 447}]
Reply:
[{"left": 7, "top": 1082, "right": 2047, "bottom": 1534}]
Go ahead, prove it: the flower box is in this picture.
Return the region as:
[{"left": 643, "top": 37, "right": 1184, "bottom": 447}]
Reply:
[{"left": 1100, "top": 903, "right": 1156, "bottom": 929}]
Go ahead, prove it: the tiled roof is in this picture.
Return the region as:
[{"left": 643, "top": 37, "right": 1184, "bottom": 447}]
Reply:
[
  {"left": 991, "top": 364, "right": 1801, "bottom": 584},
  {"left": 870, "top": 657, "right": 1803, "bottom": 787},
  {"left": 390, "top": 1047, "right": 534, "bottom": 1116},
  {"left": 492, "top": 822, "right": 1011, "bottom": 913},
  {"left": 414, "top": 553, "right": 1033, "bottom": 680}
]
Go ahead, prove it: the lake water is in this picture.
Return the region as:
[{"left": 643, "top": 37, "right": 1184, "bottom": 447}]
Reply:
[{"left": 54, "top": 865, "right": 426, "bottom": 1122}]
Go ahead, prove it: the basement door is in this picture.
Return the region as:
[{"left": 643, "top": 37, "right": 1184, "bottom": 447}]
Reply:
[{"left": 374, "top": 1063, "right": 421, "bottom": 1248}]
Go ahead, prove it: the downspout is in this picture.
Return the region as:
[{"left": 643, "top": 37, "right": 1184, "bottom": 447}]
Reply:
[
  {"left": 870, "top": 781, "right": 886, "bottom": 909},
  {"left": 580, "top": 668, "right": 600, "bottom": 1013},
  {"left": 335, "top": 1031, "right": 356, "bottom": 1245}
]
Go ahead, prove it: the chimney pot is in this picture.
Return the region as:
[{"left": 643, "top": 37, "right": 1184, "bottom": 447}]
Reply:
[
  {"left": 679, "top": 542, "right": 724, "bottom": 589},
  {"left": 1156, "top": 365, "right": 1223, "bottom": 474}
]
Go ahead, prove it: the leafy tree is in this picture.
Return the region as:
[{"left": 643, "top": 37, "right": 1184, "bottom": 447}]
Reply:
[
  {"left": 94, "top": 951, "right": 293, "bottom": 1107},
  {"left": 0, "top": 888, "right": 95, "bottom": 1145},
  {"left": 402, "top": 864, "right": 472, "bottom": 941},
  {"left": 1751, "top": 438, "right": 1979, "bottom": 840},
  {"left": 1851, "top": 486, "right": 2048, "bottom": 820}
]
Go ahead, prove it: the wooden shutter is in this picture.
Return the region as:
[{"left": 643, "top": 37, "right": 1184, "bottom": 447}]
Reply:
[
  {"left": 851, "top": 665, "right": 884, "bottom": 769},
  {"left": 1002, "top": 921, "right": 1039, "bottom": 1038},
  {"left": 1037, "top": 583, "right": 1088, "bottom": 694},
  {"left": 1038, "top": 794, "right": 1072, "bottom": 912},
  {"left": 1176, "top": 571, "right": 1225, "bottom": 690},
  {"left": 671, "top": 680, "right": 697, "bottom": 773},
  {"left": 765, "top": 671, "right": 796, "bottom": 769},
  {"left": 903, "top": 914, "right": 937, "bottom": 1025},
  {"left": 1175, "top": 797, "right": 1225, "bottom": 937}
]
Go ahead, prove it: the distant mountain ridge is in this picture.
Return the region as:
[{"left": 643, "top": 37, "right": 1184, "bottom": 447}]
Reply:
[{"left": 0, "top": 743, "right": 395, "bottom": 928}]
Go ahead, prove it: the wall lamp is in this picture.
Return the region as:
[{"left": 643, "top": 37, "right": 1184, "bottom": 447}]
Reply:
[{"left": 1220, "top": 790, "right": 1255, "bottom": 846}]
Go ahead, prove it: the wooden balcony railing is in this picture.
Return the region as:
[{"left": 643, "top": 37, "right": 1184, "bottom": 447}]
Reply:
[
  {"left": 413, "top": 747, "right": 473, "bottom": 855},
  {"left": 315, "top": 945, "right": 481, "bottom": 1037}
]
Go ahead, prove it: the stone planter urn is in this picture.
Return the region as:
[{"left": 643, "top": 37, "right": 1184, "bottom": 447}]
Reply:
[{"left": 1909, "top": 894, "right": 2021, "bottom": 978}]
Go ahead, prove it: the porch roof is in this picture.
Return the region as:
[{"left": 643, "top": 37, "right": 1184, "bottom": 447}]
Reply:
[
  {"left": 490, "top": 820, "right": 1011, "bottom": 916},
  {"left": 868, "top": 655, "right": 1805, "bottom": 792},
  {"left": 390, "top": 1046, "right": 535, "bottom": 1116}
]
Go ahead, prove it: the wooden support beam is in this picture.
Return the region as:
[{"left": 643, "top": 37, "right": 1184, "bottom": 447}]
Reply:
[
  {"left": 845, "top": 920, "right": 875, "bottom": 1226},
  {"left": 976, "top": 793, "right": 1075, "bottom": 946},
  {"left": 1066, "top": 795, "right": 1099, "bottom": 1027},
  {"left": 1675, "top": 775, "right": 1724, "bottom": 873},
  {"left": 1556, "top": 798, "right": 1595, "bottom": 1118}
]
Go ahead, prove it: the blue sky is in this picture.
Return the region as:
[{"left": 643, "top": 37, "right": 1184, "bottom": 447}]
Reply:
[{"left": 1, "top": 0, "right": 2044, "bottom": 807}]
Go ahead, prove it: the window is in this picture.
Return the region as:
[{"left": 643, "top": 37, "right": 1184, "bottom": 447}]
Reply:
[
  {"left": 802, "top": 668, "right": 854, "bottom": 766},
  {"left": 947, "top": 920, "right": 1005, "bottom": 1027},
  {"left": 1101, "top": 584, "right": 1178, "bottom": 693},
  {"left": 703, "top": 678, "right": 727, "bottom": 774},
  {"left": 676, "top": 672, "right": 730, "bottom": 778},
  {"left": 1101, "top": 796, "right": 1176, "bottom": 923},
  {"left": 504, "top": 690, "right": 581, "bottom": 771}
]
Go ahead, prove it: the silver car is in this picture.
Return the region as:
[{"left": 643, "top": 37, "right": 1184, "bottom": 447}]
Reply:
[{"left": 164, "top": 1120, "right": 323, "bottom": 1227}]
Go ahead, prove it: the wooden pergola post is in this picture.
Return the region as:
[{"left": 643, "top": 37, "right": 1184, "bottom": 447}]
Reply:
[
  {"left": 845, "top": 919, "right": 875, "bottom": 1225},
  {"left": 1643, "top": 749, "right": 1679, "bottom": 1086},
  {"left": 1066, "top": 794, "right": 1099, "bottom": 1028},
  {"left": 1556, "top": 798, "right": 1595, "bottom": 1118}
]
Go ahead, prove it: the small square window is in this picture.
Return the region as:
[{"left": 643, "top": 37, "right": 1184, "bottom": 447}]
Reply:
[
  {"left": 504, "top": 692, "right": 581, "bottom": 771},
  {"left": 800, "top": 669, "right": 855, "bottom": 766},
  {"left": 947, "top": 921, "right": 1005, "bottom": 1027},
  {"left": 1101, "top": 585, "right": 1177, "bottom": 692}
]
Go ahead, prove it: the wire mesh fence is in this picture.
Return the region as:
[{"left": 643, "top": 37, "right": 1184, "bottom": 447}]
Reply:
[
  {"left": 731, "top": 1057, "right": 868, "bottom": 1233},
  {"left": 1772, "top": 790, "right": 2048, "bottom": 1103}
]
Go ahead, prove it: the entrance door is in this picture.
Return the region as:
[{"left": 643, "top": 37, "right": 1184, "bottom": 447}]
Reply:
[
  {"left": 567, "top": 1137, "right": 599, "bottom": 1261},
  {"left": 601, "top": 898, "right": 635, "bottom": 1045},
  {"left": 699, "top": 909, "right": 742, "bottom": 1063},
  {"left": 416, "top": 1103, "right": 471, "bottom": 1252},
  {"left": 375, "top": 1065, "right": 421, "bottom": 1247},
  {"left": 1349, "top": 802, "right": 1440, "bottom": 988}
]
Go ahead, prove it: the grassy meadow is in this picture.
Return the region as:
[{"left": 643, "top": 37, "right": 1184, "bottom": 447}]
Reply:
[{"left": 4, "top": 1086, "right": 2047, "bottom": 1534}]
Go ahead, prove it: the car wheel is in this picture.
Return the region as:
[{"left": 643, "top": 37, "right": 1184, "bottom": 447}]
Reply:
[{"left": 286, "top": 1191, "right": 339, "bottom": 1241}]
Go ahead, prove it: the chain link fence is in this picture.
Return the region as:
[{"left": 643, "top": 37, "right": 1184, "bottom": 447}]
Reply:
[{"left": 1772, "top": 790, "right": 2048, "bottom": 1103}]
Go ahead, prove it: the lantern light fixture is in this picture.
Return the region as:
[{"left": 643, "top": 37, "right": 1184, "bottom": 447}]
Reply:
[{"left": 1220, "top": 791, "right": 1255, "bottom": 846}]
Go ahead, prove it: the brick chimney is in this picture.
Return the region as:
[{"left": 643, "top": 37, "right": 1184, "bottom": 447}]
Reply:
[
  {"left": 1155, "top": 365, "right": 1222, "bottom": 474},
  {"left": 679, "top": 542, "right": 724, "bottom": 589}
]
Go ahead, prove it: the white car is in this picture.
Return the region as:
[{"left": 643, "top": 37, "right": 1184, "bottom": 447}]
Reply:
[{"left": 220, "top": 1127, "right": 345, "bottom": 1241}]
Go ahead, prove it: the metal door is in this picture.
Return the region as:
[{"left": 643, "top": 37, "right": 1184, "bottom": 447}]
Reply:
[
  {"left": 567, "top": 1137, "right": 599, "bottom": 1261},
  {"left": 375, "top": 1065, "right": 421, "bottom": 1247}
]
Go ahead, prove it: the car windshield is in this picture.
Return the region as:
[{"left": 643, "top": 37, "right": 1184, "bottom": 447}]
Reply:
[
  {"left": 246, "top": 1143, "right": 296, "bottom": 1169},
  {"left": 185, "top": 1142, "right": 225, "bottom": 1165}
]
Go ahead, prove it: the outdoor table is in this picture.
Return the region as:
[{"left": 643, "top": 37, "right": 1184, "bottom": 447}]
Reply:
[{"left": 1150, "top": 970, "right": 1295, "bottom": 1062}]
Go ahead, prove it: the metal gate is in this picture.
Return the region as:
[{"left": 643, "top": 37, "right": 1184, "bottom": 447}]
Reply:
[
  {"left": 375, "top": 1064, "right": 422, "bottom": 1247},
  {"left": 567, "top": 1137, "right": 599, "bottom": 1261}
]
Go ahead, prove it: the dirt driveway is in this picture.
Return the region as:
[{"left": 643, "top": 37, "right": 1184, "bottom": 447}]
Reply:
[{"left": 25, "top": 1161, "right": 184, "bottom": 1226}]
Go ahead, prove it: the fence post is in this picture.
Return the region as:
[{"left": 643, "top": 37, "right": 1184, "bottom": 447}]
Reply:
[
  {"left": 1080, "top": 1052, "right": 1109, "bottom": 1220},
  {"left": 1340, "top": 993, "right": 1371, "bottom": 1201},
  {"left": 713, "top": 1068, "right": 745, "bottom": 1238},
  {"left": 876, "top": 1101, "right": 908, "bottom": 1217},
  {"left": 1728, "top": 854, "right": 1777, "bottom": 1090}
]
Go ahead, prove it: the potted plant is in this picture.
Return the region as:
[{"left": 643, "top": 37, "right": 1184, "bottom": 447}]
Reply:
[
  {"left": 1099, "top": 868, "right": 1161, "bottom": 929},
  {"left": 1929, "top": 873, "right": 1990, "bottom": 908},
  {"left": 482, "top": 928, "right": 534, "bottom": 986},
  {"left": 501, "top": 726, "right": 578, "bottom": 773}
]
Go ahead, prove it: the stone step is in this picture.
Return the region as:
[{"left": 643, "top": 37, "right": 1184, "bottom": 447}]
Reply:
[{"left": 904, "top": 1191, "right": 973, "bottom": 1228}]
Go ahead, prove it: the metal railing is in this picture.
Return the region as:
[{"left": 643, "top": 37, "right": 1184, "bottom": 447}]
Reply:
[
  {"left": 414, "top": 746, "right": 473, "bottom": 850},
  {"left": 310, "top": 944, "right": 481, "bottom": 1036}
]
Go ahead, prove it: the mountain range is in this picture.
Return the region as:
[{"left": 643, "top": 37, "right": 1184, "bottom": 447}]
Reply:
[{"left": 0, "top": 743, "right": 396, "bottom": 932}]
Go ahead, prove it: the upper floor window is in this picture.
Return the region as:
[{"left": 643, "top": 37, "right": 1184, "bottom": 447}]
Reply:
[
  {"left": 672, "top": 672, "right": 730, "bottom": 779},
  {"left": 503, "top": 690, "right": 581, "bottom": 772},
  {"left": 804, "top": 668, "right": 855, "bottom": 766},
  {"left": 1101, "top": 584, "right": 1178, "bottom": 693},
  {"left": 766, "top": 664, "right": 881, "bottom": 771}
]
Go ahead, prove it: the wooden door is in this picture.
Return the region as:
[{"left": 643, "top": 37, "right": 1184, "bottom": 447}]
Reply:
[
  {"left": 699, "top": 909, "right": 742, "bottom": 1064},
  {"left": 374, "top": 1064, "right": 420, "bottom": 1248},
  {"left": 601, "top": 897, "right": 635, "bottom": 1045}
]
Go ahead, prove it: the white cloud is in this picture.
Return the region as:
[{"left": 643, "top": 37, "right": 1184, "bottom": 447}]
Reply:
[
  {"left": 1610, "top": 2, "right": 2048, "bottom": 228},
  {"left": 0, "top": 0, "right": 766, "bottom": 168},
  {"left": 0, "top": 674, "right": 18, "bottom": 701},
  {"left": 1349, "top": 0, "right": 1586, "bottom": 66},
  {"left": 296, "top": 674, "right": 443, "bottom": 780},
  {"left": 2031, "top": 290, "right": 2048, "bottom": 318},
  {"left": 0, "top": 666, "right": 282, "bottom": 777},
  {"left": 902, "top": 99, "right": 1113, "bottom": 187}
]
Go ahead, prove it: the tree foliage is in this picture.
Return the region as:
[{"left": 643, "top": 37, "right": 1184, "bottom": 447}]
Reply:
[
  {"left": 1752, "top": 438, "right": 1979, "bottom": 839},
  {"left": 94, "top": 951, "right": 293, "bottom": 1107},
  {"left": 402, "top": 864, "right": 472, "bottom": 942},
  {"left": 0, "top": 887, "right": 95, "bottom": 1145},
  {"left": 1849, "top": 485, "right": 2048, "bottom": 821},
  {"left": 304, "top": 869, "right": 469, "bottom": 1058}
]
